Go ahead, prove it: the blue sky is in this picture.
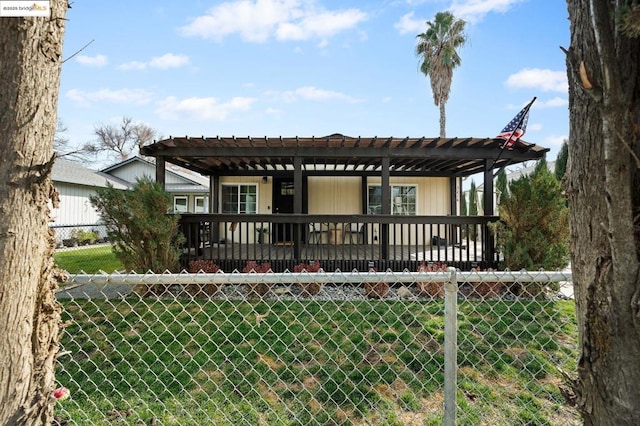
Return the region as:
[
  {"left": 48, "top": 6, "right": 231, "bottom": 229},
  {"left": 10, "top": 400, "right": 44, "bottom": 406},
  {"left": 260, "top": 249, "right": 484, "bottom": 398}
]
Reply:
[{"left": 58, "top": 0, "right": 569, "bottom": 170}]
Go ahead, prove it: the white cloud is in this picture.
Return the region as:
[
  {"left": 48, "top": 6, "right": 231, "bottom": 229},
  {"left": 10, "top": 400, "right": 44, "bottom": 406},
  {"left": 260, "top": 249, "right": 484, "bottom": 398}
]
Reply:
[
  {"left": 544, "top": 135, "right": 568, "bottom": 147},
  {"left": 506, "top": 68, "right": 568, "bottom": 93},
  {"left": 76, "top": 54, "right": 108, "bottom": 67},
  {"left": 118, "top": 61, "right": 147, "bottom": 71},
  {"left": 536, "top": 96, "right": 569, "bottom": 108},
  {"left": 527, "top": 123, "right": 543, "bottom": 131},
  {"left": 278, "top": 86, "right": 360, "bottom": 103},
  {"left": 450, "top": 0, "right": 525, "bottom": 23},
  {"left": 265, "top": 107, "right": 282, "bottom": 118},
  {"left": 155, "top": 96, "right": 256, "bottom": 120},
  {"left": 394, "top": 12, "right": 424, "bottom": 35},
  {"left": 117, "top": 54, "right": 190, "bottom": 71},
  {"left": 66, "top": 88, "right": 153, "bottom": 106},
  {"left": 149, "top": 53, "right": 190, "bottom": 69},
  {"left": 179, "top": 0, "right": 367, "bottom": 43}
]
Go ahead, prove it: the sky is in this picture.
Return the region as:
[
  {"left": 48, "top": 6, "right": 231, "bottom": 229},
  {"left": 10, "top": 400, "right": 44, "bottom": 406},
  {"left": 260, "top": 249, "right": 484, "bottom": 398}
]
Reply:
[{"left": 58, "top": 0, "right": 570, "bottom": 173}]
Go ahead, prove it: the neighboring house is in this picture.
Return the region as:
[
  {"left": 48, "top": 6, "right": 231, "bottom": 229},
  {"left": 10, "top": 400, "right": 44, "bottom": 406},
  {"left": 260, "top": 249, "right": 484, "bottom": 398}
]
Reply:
[
  {"left": 140, "top": 134, "right": 549, "bottom": 272},
  {"left": 101, "top": 156, "right": 210, "bottom": 213},
  {"left": 469, "top": 160, "right": 556, "bottom": 214},
  {"left": 51, "top": 156, "right": 210, "bottom": 246},
  {"left": 51, "top": 157, "right": 128, "bottom": 244}
]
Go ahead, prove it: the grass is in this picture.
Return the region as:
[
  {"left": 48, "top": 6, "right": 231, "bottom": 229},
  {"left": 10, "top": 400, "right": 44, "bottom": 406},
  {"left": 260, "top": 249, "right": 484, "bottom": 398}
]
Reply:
[
  {"left": 54, "top": 245, "right": 123, "bottom": 274},
  {"left": 55, "top": 297, "right": 579, "bottom": 425}
]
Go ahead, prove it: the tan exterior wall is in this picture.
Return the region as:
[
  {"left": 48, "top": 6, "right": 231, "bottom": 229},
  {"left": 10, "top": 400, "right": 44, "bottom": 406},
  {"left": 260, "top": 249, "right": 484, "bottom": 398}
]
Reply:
[{"left": 216, "top": 175, "right": 451, "bottom": 245}]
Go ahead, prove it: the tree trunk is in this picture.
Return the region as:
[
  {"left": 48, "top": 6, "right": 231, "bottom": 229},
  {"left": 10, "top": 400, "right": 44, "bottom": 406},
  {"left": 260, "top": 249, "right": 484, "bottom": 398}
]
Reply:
[
  {"left": 439, "top": 102, "right": 446, "bottom": 138},
  {"left": 0, "top": 2, "right": 68, "bottom": 424},
  {"left": 564, "top": 1, "right": 640, "bottom": 424}
]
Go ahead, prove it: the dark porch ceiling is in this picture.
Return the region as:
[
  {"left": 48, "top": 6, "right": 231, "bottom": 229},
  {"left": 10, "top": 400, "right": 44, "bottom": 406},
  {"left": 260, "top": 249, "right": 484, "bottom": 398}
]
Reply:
[{"left": 139, "top": 133, "right": 549, "bottom": 177}]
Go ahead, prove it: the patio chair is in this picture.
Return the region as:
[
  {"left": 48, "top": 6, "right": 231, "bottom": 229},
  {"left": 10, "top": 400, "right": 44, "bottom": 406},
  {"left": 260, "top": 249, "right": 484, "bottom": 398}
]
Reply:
[
  {"left": 342, "top": 223, "right": 365, "bottom": 244},
  {"left": 308, "top": 223, "right": 327, "bottom": 244}
]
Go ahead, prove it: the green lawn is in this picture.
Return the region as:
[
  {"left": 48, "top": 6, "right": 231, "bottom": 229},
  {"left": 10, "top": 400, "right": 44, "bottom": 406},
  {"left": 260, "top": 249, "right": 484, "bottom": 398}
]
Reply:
[
  {"left": 54, "top": 245, "right": 123, "bottom": 274},
  {"left": 55, "top": 298, "right": 579, "bottom": 425}
]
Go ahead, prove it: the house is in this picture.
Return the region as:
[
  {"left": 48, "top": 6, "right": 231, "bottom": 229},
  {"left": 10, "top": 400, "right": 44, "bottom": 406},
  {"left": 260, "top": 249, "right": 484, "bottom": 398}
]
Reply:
[
  {"left": 51, "top": 156, "right": 210, "bottom": 245},
  {"left": 101, "top": 156, "right": 210, "bottom": 213},
  {"left": 51, "top": 157, "right": 128, "bottom": 244},
  {"left": 140, "top": 134, "right": 548, "bottom": 272}
]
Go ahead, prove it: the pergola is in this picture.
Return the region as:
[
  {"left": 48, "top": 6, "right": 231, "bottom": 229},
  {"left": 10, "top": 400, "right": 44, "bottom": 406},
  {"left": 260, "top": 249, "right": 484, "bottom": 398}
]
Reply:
[
  {"left": 141, "top": 133, "right": 547, "bottom": 213},
  {"left": 140, "top": 133, "right": 548, "bottom": 271}
]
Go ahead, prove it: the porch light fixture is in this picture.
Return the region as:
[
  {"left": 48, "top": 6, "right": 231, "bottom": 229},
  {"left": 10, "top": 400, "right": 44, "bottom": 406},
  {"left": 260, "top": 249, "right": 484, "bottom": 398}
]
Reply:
[{"left": 262, "top": 176, "right": 268, "bottom": 184}]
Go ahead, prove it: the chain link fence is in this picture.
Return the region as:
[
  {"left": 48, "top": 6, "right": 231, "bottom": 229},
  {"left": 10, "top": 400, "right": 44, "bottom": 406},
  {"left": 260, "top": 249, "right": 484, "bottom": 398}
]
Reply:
[{"left": 53, "top": 269, "right": 578, "bottom": 425}]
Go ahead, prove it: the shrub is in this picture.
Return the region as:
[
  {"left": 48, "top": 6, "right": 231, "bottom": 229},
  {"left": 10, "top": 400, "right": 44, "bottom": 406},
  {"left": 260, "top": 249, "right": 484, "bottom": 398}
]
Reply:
[
  {"left": 363, "top": 266, "right": 389, "bottom": 299},
  {"left": 76, "top": 230, "right": 98, "bottom": 245},
  {"left": 90, "top": 177, "right": 184, "bottom": 273},
  {"left": 492, "top": 159, "right": 569, "bottom": 270},
  {"left": 187, "top": 260, "right": 222, "bottom": 298},
  {"left": 415, "top": 262, "right": 448, "bottom": 298},
  {"left": 243, "top": 261, "right": 273, "bottom": 297},
  {"left": 293, "top": 261, "right": 323, "bottom": 297},
  {"left": 364, "top": 281, "right": 389, "bottom": 299}
]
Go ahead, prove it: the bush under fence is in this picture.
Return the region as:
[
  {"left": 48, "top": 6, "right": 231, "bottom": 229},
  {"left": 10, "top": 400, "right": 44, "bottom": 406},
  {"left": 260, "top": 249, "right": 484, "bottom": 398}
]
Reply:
[{"left": 54, "top": 269, "right": 578, "bottom": 426}]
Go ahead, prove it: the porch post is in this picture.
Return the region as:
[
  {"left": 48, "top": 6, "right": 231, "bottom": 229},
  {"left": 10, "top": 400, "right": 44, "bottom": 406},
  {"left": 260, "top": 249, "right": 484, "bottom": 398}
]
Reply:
[
  {"left": 381, "top": 157, "right": 390, "bottom": 264},
  {"left": 449, "top": 177, "right": 457, "bottom": 245},
  {"left": 155, "top": 157, "right": 166, "bottom": 191},
  {"left": 293, "top": 157, "right": 303, "bottom": 261},
  {"left": 211, "top": 175, "right": 220, "bottom": 245},
  {"left": 483, "top": 160, "right": 495, "bottom": 266}
]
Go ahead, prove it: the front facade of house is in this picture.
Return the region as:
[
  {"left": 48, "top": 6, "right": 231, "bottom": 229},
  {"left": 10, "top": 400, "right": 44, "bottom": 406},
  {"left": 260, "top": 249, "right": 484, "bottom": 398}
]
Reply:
[{"left": 141, "top": 134, "right": 548, "bottom": 272}]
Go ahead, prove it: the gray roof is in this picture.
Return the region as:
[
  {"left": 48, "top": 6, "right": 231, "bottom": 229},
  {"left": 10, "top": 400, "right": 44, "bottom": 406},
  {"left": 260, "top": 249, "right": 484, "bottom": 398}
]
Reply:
[
  {"left": 52, "top": 157, "right": 129, "bottom": 190},
  {"left": 102, "top": 156, "right": 210, "bottom": 187},
  {"left": 166, "top": 183, "right": 209, "bottom": 194}
]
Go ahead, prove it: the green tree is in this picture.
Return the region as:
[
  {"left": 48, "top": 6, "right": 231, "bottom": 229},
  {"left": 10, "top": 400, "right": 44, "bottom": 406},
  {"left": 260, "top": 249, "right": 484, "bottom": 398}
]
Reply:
[
  {"left": 468, "top": 180, "right": 478, "bottom": 240},
  {"left": 494, "top": 159, "right": 569, "bottom": 270},
  {"left": 415, "top": 11, "right": 467, "bottom": 138},
  {"left": 496, "top": 168, "right": 508, "bottom": 204},
  {"left": 461, "top": 189, "right": 468, "bottom": 216},
  {"left": 554, "top": 139, "right": 568, "bottom": 181},
  {"left": 90, "top": 177, "right": 184, "bottom": 272}
]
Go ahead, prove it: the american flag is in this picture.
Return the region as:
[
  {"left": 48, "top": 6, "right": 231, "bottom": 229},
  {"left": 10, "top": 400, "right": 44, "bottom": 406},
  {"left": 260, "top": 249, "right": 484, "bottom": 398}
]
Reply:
[{"left": 496, "top": 99, "right": 534, "bottom": 149}]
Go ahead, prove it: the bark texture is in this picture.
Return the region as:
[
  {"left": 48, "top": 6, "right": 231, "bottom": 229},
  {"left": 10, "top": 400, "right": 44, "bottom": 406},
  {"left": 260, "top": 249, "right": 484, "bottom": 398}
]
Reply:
[
  {"left": 0, "top": 2, "right": 68, "bottom": 424},
  {"left": 564, "top": 1, "right": 640, "bottom": 424}
]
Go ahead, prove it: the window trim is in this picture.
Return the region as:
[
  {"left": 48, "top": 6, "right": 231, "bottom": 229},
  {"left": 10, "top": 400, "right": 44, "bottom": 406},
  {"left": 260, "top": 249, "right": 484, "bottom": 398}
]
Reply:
[
  {"left": 367, "top": 184, "right": 418, "bottom": 215},
  {"left": 173, "top": 195, "right": 188, "bottom": 213},
  {"left": 194, "top": 196, "right": 208, "bottom": 213},
  {"left": 220, "top": 183, "right": 258, "bottom": 214}
]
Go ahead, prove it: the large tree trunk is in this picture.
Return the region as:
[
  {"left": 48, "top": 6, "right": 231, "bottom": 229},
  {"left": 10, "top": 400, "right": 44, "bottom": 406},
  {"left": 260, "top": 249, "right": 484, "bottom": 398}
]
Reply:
[
  {"left": 0, "top": 2, "right": 68, "bottom": 424},
  {"left": 564, "top": 1, "right": 640, "bottom": 424}
]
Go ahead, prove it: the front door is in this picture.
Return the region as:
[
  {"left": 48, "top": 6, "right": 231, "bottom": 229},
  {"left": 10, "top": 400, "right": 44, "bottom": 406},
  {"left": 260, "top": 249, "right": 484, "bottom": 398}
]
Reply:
[{"left": 272, "top": 178, "right": 295, "bottom": 243}]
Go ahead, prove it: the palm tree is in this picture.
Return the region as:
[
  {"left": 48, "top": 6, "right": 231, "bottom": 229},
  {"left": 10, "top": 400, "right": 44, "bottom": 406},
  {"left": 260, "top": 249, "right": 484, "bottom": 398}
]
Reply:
[{"left": 415, "top": 11, "right": 467, "bottom": 138}]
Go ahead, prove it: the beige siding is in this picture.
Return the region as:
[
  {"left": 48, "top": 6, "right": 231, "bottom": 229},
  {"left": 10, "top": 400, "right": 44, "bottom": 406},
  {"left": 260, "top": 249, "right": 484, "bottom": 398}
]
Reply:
[{"left": 308, "top": 177, "right": 362, "bottom": 214}]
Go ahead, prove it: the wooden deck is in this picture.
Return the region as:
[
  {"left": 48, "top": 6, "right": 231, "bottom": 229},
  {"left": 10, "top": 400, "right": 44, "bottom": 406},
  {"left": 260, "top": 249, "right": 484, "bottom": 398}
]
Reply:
[{"left": 194, "top": 242, "right": 488, "bottom": 272}]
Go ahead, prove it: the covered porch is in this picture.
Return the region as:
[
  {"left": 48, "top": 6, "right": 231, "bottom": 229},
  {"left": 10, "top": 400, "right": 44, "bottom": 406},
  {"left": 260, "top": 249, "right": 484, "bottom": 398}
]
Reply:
[{"left": 140, "top": 134, "right": 548, "bottom": 272}]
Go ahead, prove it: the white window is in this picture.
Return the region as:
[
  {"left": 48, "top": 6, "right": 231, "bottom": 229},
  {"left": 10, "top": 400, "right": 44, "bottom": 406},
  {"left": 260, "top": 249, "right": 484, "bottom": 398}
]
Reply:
[
  {"left": 173, "top": 196, "right": 188, "bottom": 213},
  {"left": 368, "top": 185, "right": 417, "bottom": 215},
  {"left": 195, "top": 196, "right": 208, "bottom": 213},
  {"left": 221, "top": 185, "right": 257, "bottom": 214}
]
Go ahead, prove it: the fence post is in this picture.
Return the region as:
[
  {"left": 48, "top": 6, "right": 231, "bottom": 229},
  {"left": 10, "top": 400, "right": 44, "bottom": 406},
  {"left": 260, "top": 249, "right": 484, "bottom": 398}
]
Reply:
[{"left": 444, "top": 267, "right": 458, "bottom": 426}]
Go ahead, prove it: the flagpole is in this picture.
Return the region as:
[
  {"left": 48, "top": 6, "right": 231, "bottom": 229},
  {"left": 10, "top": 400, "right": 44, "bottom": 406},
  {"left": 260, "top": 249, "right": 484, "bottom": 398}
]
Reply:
[{"left": 490, "top": 96, "right": 536, "bottom": 173}]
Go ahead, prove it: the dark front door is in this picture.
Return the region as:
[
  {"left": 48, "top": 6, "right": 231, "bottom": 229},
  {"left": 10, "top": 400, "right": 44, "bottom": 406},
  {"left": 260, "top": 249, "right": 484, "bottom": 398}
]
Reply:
[{"left": 273, "top": 178, "right": 295, "bottom": 243}]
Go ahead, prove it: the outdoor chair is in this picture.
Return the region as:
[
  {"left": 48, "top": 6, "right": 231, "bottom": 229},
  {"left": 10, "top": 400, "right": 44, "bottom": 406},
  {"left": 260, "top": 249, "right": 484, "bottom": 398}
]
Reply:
[
  {"left": 342, "top": 223, "right": 365, "bottom": 244},
  {"left": 308, "top": 223, "right": 327, "bottom": 244}
]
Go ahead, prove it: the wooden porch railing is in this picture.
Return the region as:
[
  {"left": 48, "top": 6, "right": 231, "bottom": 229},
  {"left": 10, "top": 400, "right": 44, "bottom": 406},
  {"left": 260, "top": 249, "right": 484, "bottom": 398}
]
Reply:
[{"left": 178, "top": 214, "right": 500, "bottom": 272}]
